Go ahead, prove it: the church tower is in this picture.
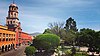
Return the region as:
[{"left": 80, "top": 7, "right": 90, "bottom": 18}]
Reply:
[{"left": 6, "top": 1, "right": 21, "bottom": 31}]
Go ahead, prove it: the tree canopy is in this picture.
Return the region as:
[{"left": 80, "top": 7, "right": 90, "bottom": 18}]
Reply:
[
  {"left": 76, "top": 28, "right": 100, "bottom": 52},
  {"left": 33, "top": 34, "right": 60, "bottom": 51},
  {"left": 64, "top": 17, "right": 77, "bottom": 32}
]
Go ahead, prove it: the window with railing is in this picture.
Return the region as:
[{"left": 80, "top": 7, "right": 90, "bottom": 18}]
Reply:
[
  {"left": 2, "top": 38, "right": 5, "bottom": 41},
  {"left": 6, "top": 38, "right": 8, "bottom": 41},
  {"left": 3, "top": 33, "right": 5, "bottom": 37},
  {"left": 14, "top": 38, "right": 15, "bottom": 41},
  {"left": 12, "top": 34, "right": 13, "bottom": 37},
  {"left": 6, "top": 34, "right": 8, "bottom": 38},
  {"left": 9, "top": 34, "right": 11, "bottom": 38},
  {"left": 9, "top": 38, "right": 10, "bottom": 41}
]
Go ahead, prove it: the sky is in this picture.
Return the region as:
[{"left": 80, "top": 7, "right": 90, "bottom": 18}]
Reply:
[{"left": 0, "top": 0, "right": 100, "bottom": 33}]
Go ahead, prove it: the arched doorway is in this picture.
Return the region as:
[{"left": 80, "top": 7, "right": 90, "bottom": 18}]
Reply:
[
  {"left": 11, "top": 44, "right": 13, "bottom": 50},
  {"left": 2, "top": 46, "right": 4, "bottom": 52},
  {"left": 5, "top": 45, "right": 8, "bottom": 51},
  {"left": 8, "top": 45, "right": 10, "bottom": 51},
  {"left": 12, "top": 44, "right": 14, "bottom": 49}
]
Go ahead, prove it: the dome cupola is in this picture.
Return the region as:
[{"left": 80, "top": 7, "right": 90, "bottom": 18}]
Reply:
[{"left": 10, "top": 3, "right": 17, "bottom": 7}]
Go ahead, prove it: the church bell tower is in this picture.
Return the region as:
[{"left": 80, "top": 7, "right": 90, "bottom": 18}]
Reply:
[{"left": 6, "top": 1, "right": 20, "bottom": 31}]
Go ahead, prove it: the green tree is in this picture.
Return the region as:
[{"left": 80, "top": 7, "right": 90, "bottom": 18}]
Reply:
[
  {"left": 63, "top": 18, "right": 78, "bottom": 55},
  {"left": 64, "top": 17, "right": 77, "bottom": 32},
  {"left": 76, "top": 28, "right": 100, "bottom": 52},
  {"left": 43, "top": 28, "right": 52, "bottom": 34},
  {"left": 25, "top": 46, "right": 36, "bottom": 56},
  {"left": 62, "top": 30, "right": 77, "bottom": 45},
  {"left": 63, "top": 17, "right": 77, "bottom": 46},
  {"left": 76, "top": 28, "right": 95, "bottom": 47},
  {"left": 33, "top": 34, "right": 60, "bottom": 51},
  {"left": 93, "top": 31, "right": 100, "bottom": 52},
  {"left": 43, "top": 22, "right": 64, "bottom": 38}
]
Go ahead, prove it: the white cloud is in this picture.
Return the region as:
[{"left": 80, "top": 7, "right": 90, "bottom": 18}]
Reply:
[{"left": 19, "top": 14, "right": 64, "bottom": 33}]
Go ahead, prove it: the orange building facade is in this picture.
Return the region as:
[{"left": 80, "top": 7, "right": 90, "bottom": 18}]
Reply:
[
  {"left": 0, "top": 25, "right": 16, "bottom": 52},
  {"left": 21, "top": 32, "right": 32, "bottom": 45}
]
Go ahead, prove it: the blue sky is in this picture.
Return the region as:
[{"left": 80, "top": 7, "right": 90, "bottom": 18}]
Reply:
[{"left": 0, "top": 0, "right": 100, "bottom": 33}]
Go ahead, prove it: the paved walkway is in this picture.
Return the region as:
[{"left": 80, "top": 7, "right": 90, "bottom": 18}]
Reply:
[{"left": 0, "top": 45, "right": 28, "bottom": 56}]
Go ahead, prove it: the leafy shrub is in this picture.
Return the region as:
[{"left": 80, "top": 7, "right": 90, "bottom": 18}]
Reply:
[
  {"left": 64, "top": 49, "right": 72, "bottom": 56},
  {"left": 25, "top": 46, "right": 36, "bottom": 56},
  {"left": 74, "top": 52, "right": 88, "bottom": 56}
]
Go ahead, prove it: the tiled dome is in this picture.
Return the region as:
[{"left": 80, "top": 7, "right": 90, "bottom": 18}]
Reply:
[{"left": 10, "top": 3, "right": 17, "bottom": 7}]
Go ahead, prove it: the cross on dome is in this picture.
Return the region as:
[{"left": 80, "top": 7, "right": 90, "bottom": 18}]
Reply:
[
  {"left": 13, "top": 0, "right": 14, "bottom": 4},
  {"left": 10, "top": 0, "right": 17, "bottom": 7}
]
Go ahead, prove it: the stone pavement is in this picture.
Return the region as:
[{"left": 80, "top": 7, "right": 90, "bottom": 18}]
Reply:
[{"left": 0, "top": 45, "right": 28, "bottom": 56}]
